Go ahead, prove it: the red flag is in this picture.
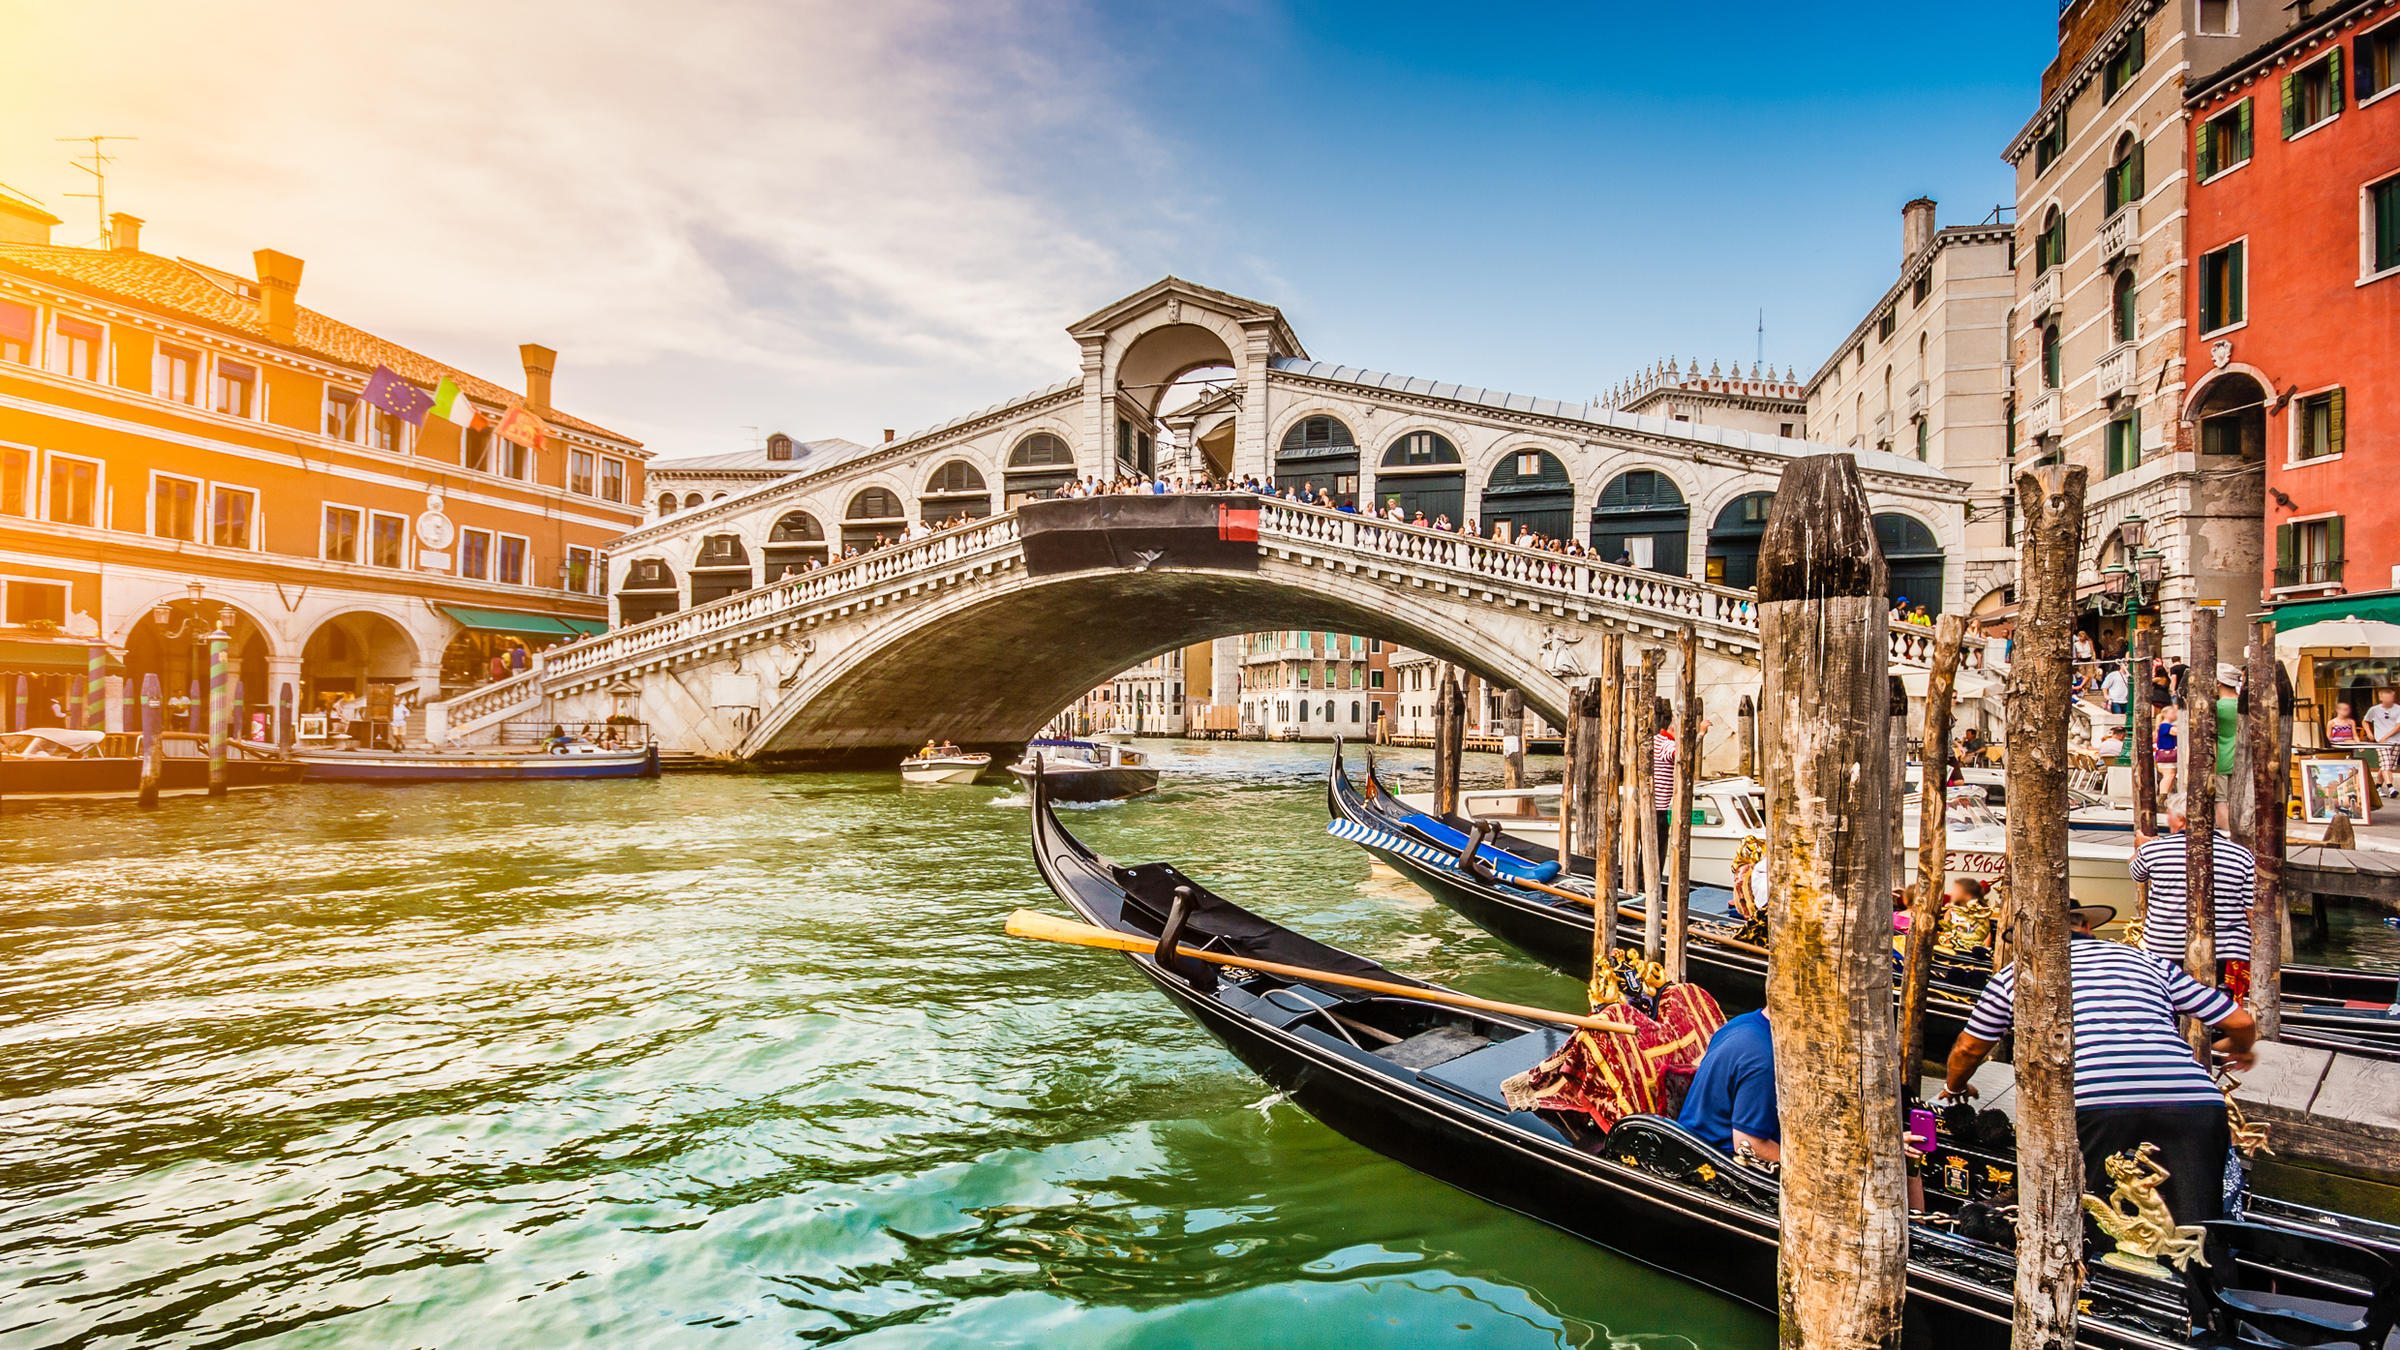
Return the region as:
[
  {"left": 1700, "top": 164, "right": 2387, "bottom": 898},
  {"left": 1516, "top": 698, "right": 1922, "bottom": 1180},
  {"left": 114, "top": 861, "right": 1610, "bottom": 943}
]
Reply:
[{"left": 497, "top": 404, "right": 548, "bottom": 450}]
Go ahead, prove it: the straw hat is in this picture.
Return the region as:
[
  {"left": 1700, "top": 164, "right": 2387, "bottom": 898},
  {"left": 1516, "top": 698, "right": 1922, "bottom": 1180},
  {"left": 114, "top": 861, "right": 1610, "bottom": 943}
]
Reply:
[{"left": 2068, "top": 901, "right": 2118, "bottom": 930}]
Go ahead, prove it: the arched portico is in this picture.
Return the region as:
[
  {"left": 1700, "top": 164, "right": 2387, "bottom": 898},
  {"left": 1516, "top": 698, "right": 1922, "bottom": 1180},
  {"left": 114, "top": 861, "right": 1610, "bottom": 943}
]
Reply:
[
  {"left": 299, "top": 610, "right": 423, "bottom": 718},
  {"left": 121, "top": 596, "right": 276, "bottom": 734}
]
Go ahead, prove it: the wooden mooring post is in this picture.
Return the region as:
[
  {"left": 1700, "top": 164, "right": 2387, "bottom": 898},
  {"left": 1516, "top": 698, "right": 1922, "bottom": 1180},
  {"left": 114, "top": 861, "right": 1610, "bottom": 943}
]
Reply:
[
  {"left": 1667, "top": 623, "right": 1700, "bottom": 981},
  {"left": 137, "top": 672, "right": 163, "bottom": 810},
  {"left": 2131, "top": 625, "right": 2157, "bottom": 829},
  {"left": 2246, "top": 623, "right": 2288, "bottom": 1038},
  {"left": 1901, "top": 614, "right": 1965, "bottom": 1080},
  {"left": 2185, "top": 606, "right": 2222, "bottom": 1057},
  {"left": 1638, "top": 649, "right": 1664, "bottom": 964},
  {"left": 1501, "top": 689, "right": 1526, "bottom": 789},
  {"left": 1557, "top": 688, "right": 1578, "bottom": 861},
  {"left": 2007, "top": 464, "right": 2088, "bottom": 1350},
  {"left": 1737, "top": 693, "right": 1757, "bottom": 778},
  {"left": 1434, "top": 666, "right": 1465, "bottom": 816},
  {"left": 1597, "top": 632, "right": 1625, "bottom": 915},
  {"left": 1756, "top": 455, "right": 1904, "bottom": 1349},
  {"left": 1888, "top": 674, "right": 1909, "bottom": 889}
]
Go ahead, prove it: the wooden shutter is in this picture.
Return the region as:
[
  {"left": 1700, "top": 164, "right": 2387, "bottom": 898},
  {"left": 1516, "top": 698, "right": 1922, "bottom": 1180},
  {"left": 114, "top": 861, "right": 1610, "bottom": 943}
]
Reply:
[
  {"left": 2328, "top": 516, "right": 2345, "bottom": 571},
  {"left": 2237, "top": 99, "right": 2254, "bottom": 161},
  {"left": 2229, "top": 242, "right": 2245, "bottom": 325},
  {"left": 2130, "top": 140, "right": 2144, "bottom": 198},
  {"left": 2197, "top": 118, "right": 2216, "bottom": 178},
  {"left": 2330, "top": 50, "right": 2344, "bottom": 111},
  {"left": 2282, "top": 71, "right": 2300, "bottom": 136},
  {"left": 2328, "top": 388, "right": 2345, "bottom": 456},
  {"left": 2276, "top": 522, "right": 2295, "bottom": 575}
]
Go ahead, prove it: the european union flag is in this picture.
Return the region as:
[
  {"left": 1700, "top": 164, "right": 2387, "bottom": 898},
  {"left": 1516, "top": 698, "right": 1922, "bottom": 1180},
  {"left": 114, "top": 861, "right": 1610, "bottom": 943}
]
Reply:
[{"left": 360, "top": 364, "right": 433, "bottom": 426}]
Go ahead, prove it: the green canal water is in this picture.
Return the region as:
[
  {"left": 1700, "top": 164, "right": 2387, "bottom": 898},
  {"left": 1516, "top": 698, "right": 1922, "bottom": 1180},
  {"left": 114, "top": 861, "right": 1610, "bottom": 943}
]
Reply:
[{"left": 0, "top": 740, "right": 1775, "bottom": 1349}]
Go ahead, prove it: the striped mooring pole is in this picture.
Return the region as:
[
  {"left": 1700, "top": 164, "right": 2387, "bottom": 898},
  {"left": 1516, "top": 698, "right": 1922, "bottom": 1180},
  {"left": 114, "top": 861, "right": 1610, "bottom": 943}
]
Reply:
[
  {"left": 207, "top": 623, "right": 231, "bottom": 796},
  {"left": 11, "top": 674, "right": 25, "bottom": 732},
  {"left": 139, "top": 673, "right": 164, "bottom": 808},
  {"left": 86, "top": 644, "right": 107, "bottom": 736}
]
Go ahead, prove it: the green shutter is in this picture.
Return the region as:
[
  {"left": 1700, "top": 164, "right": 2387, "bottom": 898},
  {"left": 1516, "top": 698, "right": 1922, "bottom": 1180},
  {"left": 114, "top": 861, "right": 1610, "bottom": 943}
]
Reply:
[
  {"left": 2129, "top": 408, "right": 2141, "bottom": 469},
  {"left": 2283, "top": 71, "right": 2300, "bottom": 136},
  {"left": 2328, "top": 389, "right": 2345, "bottom": 456},
  {"left": 2380, "top": 180, "right": 2400, "bottom": 273},
  {"left": 2133, "top": 25, "right": 2145, "bottom": 68},
  {"left": 2276, "top": 522, "right": 2295, "bottom": 573},
  {"left": 2236, "top": 99, "right": 2254, "bottom": 161},
  {"left": 2330, "top": 50, "right": 2344, "bottom": 112},
  {"left": 2198, "top": 118, "right": 2217, "bottom": 178},
  {"left": 2130, "top": 141, "right": 2144, "bottom": 198},
  {"left": 2229, "top": 242, "right": 2246, "bottom": 325},
  {"left": 2328, "top": 516, "right": 2345, "bottom": 570}
]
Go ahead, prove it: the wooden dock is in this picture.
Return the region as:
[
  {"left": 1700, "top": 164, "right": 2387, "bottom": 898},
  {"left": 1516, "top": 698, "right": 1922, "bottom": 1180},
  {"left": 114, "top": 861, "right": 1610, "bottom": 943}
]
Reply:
[{"left": 2286, "top": 840, "right": 2400, "bottom": 911}]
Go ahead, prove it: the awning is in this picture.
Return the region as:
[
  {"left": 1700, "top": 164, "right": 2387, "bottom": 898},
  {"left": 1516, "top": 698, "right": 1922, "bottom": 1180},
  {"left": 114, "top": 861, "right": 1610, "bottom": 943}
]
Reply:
[
  {"left": 2266, "top": 590, "right": 2400, "bottom": 630},
  {"left": 561, "top": 617, "right": 608, "bottom": 638},
  {"left": 0, "top": 638, "right": 123, "bottom": 673},
  {"left": 435, "top": 604, "right": 583, "bottom": 639}
]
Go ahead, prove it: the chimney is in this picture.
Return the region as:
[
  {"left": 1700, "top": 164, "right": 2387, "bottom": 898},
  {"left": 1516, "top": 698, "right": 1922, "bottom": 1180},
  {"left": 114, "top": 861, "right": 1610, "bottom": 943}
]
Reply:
[
  {"left": 108, "top": 212, "right": 144, "bottom": 252},
  {"left": 883, "top": 428, "right": 895, "bottom": 442},
  {"left": 1901, "top": 197, "right": 1938, "bottom": 263},
  {"left": 0, "top": 191, "right": 61, "bottom": 246},
  {"left": 253, "top": 249, "right": 304, "bottom": 344},
  {"left": 520, "top": 343, "right": 556, "bottom": 415}
]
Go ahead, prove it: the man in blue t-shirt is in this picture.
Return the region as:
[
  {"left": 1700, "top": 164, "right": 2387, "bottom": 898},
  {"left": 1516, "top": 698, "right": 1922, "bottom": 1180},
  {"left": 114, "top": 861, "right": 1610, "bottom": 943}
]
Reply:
[{"left": 1677, "top": 1009, "right": 1779, "bottom": 1161}]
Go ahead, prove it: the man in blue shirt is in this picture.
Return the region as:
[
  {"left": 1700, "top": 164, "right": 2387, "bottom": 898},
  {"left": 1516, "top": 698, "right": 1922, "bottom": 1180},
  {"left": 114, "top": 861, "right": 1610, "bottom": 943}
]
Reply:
[
  {"left": 1678, "top": 1009, "right": 1779, "bottom": 1161},
  {"left": 1945, "top": 901, "right": 2255, "bottom": 1226}
]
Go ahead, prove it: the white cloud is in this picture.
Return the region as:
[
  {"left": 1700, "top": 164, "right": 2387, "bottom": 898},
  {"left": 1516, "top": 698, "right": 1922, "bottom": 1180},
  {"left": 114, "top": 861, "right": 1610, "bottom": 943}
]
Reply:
[{"left": 0, "top": 0, "right": 1177, "bottom": 451}]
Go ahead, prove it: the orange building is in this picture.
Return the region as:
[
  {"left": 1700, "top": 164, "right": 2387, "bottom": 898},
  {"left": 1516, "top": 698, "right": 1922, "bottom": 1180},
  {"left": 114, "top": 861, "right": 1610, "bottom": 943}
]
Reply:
[{"left": 0, "top": 193, "right": 646, "bottom": 733}]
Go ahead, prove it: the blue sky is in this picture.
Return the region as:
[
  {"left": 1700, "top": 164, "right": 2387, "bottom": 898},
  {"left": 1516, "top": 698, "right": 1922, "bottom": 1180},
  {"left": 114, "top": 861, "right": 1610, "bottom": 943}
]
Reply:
[{"left": 1, "top": 0, "right": 2059, "bottom": 454}]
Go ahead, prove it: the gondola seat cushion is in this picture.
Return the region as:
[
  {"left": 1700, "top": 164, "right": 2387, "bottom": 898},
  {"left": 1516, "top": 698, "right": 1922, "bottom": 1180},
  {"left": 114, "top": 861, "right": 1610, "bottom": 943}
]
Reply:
[
  {"left": 1396, "top": 812, "right": 1565, "bottom": 885},
  {"left": 1418, "top": 1029, "right": 1571, "bottom": 1110}
]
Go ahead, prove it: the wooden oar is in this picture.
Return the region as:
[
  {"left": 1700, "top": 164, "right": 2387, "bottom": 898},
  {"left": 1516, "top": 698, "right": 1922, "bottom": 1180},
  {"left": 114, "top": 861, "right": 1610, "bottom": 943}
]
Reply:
[{"left": 1006, "top": 908, "right": 1635, "bottom": 1033}]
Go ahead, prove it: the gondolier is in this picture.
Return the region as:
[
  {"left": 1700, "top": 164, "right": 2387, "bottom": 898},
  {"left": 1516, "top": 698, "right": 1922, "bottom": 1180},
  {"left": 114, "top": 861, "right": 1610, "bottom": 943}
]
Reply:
[
  {"left": 1943, "top": 901, "right": 2256, "bottom": 1228},
  {"left": 2128, "top": 791, "right": 2256, "bottom": 997},
  {"left": 1652, "top": 699, "right": 1707, "bottom": 861}
]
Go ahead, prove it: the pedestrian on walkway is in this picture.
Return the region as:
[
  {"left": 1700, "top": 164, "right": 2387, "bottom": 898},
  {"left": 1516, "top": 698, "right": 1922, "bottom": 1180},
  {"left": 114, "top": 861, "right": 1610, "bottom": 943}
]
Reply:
[{"left": 2367, "top": 689, "right": 2400, "bottom": 799}]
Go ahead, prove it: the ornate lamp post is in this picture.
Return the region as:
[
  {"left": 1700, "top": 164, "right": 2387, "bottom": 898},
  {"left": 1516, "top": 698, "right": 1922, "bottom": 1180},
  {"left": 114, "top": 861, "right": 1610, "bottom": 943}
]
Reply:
[{"left": 2095, "top": 513, "right": 2168, "bottom": 764}]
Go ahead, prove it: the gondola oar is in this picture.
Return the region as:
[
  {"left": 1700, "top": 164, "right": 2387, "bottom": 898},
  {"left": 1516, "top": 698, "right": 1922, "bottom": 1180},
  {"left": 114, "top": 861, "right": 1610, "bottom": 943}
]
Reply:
[{"left": 1005, "top": 908, "right": 1636, "bottom": 1033}]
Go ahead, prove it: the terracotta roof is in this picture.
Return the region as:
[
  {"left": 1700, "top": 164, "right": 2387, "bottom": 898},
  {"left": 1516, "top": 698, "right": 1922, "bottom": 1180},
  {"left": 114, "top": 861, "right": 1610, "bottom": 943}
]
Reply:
[{"left": 0, "top": 241, "right": 637, "bottom": 445}]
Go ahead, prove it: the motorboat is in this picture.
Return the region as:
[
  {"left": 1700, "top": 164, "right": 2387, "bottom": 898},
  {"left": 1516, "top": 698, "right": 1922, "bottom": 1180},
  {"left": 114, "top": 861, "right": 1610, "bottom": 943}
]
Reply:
[
  {"left": 0, "top": 728, "right": 301, "bottom": 801},
  {"left": 1008, "top": 738, "right": 1159, "bottom": 803},
  {"left": 900, "top": 745, "right": 993, "bottom": 785},
  {"left": 293, "top": 740, "right": 659, "bottom": 782},
  {"left": 1026, "top": 759, "right": 2400, "bottom": 1348}
]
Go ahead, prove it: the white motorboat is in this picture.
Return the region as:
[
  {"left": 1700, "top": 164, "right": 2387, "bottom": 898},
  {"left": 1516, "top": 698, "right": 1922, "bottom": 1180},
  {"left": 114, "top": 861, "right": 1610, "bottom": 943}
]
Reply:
[
  {"left": 1009, "top": 738, "right": 1159, "bottom": 802},
  {"left": 899, "top": 745, "right": 992, "bottom": 785}
]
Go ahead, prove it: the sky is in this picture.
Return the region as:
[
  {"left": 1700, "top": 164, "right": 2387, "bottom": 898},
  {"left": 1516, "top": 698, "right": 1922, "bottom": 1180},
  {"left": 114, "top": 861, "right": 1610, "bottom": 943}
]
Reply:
[{"left": 0, "top": 1, "right": 2057, "bottom": 458}]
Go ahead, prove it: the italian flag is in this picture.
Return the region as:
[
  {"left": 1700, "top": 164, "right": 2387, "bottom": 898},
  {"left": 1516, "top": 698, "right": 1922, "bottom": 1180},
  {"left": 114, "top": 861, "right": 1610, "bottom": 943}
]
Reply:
[{"left": 431, "top": 376, "right": 483, "bottom": 429}]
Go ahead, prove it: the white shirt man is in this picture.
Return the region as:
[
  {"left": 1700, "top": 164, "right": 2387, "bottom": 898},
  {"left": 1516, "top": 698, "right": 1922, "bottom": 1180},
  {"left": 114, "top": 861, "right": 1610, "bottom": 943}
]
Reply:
[
  {"left": 2102, "top": 664, "right": 2129, "bottom": 711},
  {"left": 2365, "top": 691, "right": 2400, "bottom": 796}
]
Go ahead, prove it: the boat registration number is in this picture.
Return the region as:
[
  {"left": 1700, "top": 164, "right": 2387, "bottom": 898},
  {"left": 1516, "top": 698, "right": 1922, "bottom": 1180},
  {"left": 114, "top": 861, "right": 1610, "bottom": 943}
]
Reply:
[{"left": 1944, "top": 849, "right": 2006, "bottom": 878}]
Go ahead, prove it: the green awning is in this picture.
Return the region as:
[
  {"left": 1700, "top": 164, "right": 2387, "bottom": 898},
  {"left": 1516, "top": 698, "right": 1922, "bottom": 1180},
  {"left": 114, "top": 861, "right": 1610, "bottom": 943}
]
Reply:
[
  {"left": 435, "top": 605, "right": 582, "bottom": 638},
  {"left": 560, "top": 617, "right": 609, "bottom": 637},
  {"left": 2266, "top": 591, "right": 2400, "bottom": 630},
  {"left": 0, "top": 639, "right": 123, "bottom": 673}
]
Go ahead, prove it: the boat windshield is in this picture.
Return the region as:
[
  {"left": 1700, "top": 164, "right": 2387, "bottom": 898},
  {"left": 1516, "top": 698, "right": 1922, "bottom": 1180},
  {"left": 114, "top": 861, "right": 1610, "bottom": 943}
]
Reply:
[
  {"left": 1, "top": 728, "right": 105, "bottom": 758},
  {"left": 1945, "top": 790, "right": 2004, "bottom": 832},
  {"left": 1468, "top": 790, "right": 1558, "bottom": 821}
]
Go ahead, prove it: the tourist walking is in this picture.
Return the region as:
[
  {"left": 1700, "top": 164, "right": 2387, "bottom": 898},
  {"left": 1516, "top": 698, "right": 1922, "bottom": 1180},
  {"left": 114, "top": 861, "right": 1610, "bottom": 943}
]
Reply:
[
  {"left": 2102, "top": 660, "right": 2129, "bottom": 715},
  {"left": 2129, "top": 791, "right": 2257, "bottom": 995},
  {"left": 2367, "top": 689, "right": 2400, "bottom": 798},
  {"left": 1945, "top": 900, "right": 2255, "bottom": 1228},
  {"left": 2153, "top": 703, "right": 2180, "bottom": 796}
]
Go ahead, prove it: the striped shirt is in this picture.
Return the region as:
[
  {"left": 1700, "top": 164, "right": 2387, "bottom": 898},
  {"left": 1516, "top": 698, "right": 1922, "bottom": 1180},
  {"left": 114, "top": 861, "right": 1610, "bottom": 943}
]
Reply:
[
  {"left": 1652, "top": 733, "right": 1677, "bottom": 810},
  {"left": 1964, "top": 935, "right": 2239, "bottom": 1109},
  {"left": 2127, "top": 831, "right": 2255, "bottom": 963}
]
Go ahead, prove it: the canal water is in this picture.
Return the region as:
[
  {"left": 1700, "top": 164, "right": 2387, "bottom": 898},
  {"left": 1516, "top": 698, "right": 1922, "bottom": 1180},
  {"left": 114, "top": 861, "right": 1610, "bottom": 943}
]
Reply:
[{"left": 0, "top": 740, "right": 1777, "bottom": 1349}]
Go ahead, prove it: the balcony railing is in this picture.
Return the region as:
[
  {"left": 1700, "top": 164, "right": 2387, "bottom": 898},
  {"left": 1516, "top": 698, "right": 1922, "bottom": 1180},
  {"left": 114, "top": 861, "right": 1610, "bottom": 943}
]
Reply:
[
  {"left": 2099, "top": 204, "right": 2140, "bottom": 264},
  {"left": 2095, "top": 343, "right": 2137, "bottom": 401},
  {"left": 2274, "top": 559, "right": 2345, "bottom": 589},
  {"left": 2027, "top": 268, "right": 2062, "bottom": 322},
  {"left": 2025, "top": 388, "right": 2064, "bottom": 439},
  {"left": 1904, "top": 381, "right": 1927, "bottom": 421}
]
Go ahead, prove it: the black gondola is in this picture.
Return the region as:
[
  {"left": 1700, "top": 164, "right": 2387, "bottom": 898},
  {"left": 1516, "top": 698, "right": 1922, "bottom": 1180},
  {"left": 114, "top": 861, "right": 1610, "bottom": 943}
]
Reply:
[
  {"left": 1023, "top": 762, "right": 2400, "bottom": 1348},
  {"left": 1325, "top": 743, "right": 2400, "bottom": 1064}
]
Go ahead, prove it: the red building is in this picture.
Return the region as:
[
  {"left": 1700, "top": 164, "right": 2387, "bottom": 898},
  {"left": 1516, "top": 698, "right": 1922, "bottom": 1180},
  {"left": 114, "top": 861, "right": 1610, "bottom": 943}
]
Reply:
[{"left": 2183, "top": 0, "right": 2400, "bottom": 609}]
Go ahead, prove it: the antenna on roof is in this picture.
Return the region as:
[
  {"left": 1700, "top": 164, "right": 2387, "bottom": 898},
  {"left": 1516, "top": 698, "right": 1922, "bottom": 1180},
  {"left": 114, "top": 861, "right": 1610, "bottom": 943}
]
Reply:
[
  {"left": 1756, "top": 309, "right": 1764, "bottom": 368},
  {"left": 56, "top": 135, "right": 138, "bottom": 246}
]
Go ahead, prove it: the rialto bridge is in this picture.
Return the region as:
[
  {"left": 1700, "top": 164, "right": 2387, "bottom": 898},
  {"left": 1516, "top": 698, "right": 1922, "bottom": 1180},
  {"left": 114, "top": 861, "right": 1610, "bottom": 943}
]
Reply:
[{"left": 425, "top": 279, "right": 1982, "bottom": 763}]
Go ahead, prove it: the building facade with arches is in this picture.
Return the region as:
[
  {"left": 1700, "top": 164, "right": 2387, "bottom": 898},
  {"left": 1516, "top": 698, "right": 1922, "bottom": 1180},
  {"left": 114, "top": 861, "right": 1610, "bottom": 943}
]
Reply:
[
  {"left": 602, "top": 278, "right": 1972, "bottom": 625},
  {"left": 0, "top": 200, "right": 647, "bottom": 734}
]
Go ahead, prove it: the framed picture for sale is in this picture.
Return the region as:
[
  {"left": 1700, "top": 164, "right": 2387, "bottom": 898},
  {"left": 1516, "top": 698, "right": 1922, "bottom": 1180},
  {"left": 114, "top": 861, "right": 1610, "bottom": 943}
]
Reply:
[{"left": 2301, "top": 756, "right": 2374, "bottom": 825}]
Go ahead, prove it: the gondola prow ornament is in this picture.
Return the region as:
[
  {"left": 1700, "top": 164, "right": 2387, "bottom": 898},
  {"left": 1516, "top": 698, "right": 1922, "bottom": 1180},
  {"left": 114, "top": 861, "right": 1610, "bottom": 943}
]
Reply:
[{"left": 2080, "top": 1144, "right": 2209, "bottom": 1276}]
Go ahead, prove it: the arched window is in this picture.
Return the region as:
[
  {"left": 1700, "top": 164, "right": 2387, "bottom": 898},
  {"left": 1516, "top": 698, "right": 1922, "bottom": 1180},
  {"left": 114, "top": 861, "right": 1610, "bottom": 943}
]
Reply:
[
  {"left": 2113, "top": 271, "right": 2137, "bottom": 344},
  {"left": 920, "top": 460, "right": 992, "bottom": 523},
  {"left": 763, "top": 512, "right": 828, "bottom": 581},
  {"left": 1874, "top": 513, "right": 1945, "bottom": 616},
  {"left": 925, "top": 460, "right": 986, "bottom": 495},
  {"left": 1481, "top": 448, "right": 1573, "bottom": 540},
  {"left": 766, "top": 432, "right": 796, "bottom": 462},
  {"left": 769, "top": 511, "right": 823, "bottom": 542},
  {"left": 2106, "top": 133, "right": 2145, "bottom": 215},
  {"left": 1375, "top": 431, "right": 1465, "bottom": 522},
  {"left": 848, "top": 487, "right": 903, "bottom": 519},
  {"left": 1274, "top": 415, "right": 1359, "bottom": 503},
  {"left": 1591, "top": 469, "right": 1689, "bottom": 574},
  {"left": 683, "top": 492, "right": 703, "bottom": 509},
  {"left": 2042, "top": 324, "right": 2062, "bottom": 389},
  {"left": 1004, "top": 432, "right": 1077, "bottom": 504},
  {"left": 1350, "top": 700, "right": 1362, "bottom": 723},
  {"left": 656, "top": 491, "right": 677, "bottom": 515},
  {"left": 690, "top": 534, "right": 753, "bottom": 604},
  {"left": 1705, "top": 491, "right": 1778, "bottom": 590},
  {"left": 2036, "top": 206, "right": 2066, "bottom": 274},
  {"left": 617, "top": 558, "right": 679, "bottom": 625}
]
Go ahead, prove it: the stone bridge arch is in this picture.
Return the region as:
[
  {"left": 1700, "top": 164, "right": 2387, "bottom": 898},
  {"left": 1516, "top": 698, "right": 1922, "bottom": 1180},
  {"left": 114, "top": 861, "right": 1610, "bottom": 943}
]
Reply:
[{"left": 738, "top": 553, "right": 1579, "bottom": 761}]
